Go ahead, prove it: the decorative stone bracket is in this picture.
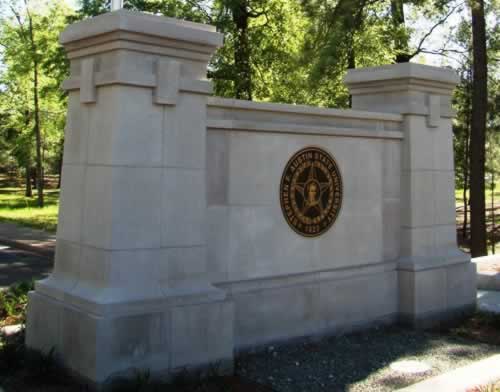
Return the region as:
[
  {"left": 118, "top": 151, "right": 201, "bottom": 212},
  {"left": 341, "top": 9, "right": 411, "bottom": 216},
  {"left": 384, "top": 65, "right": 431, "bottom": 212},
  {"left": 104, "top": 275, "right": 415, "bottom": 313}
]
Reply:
[
  {"left": 58, "top": 9, "right": 222, "bottom": 106},
  {"left": 63, "top": 58, "right": 212, "bottom": 106},
  {"left": 427, "top": 94, "right": 441, "bottom": 128}
]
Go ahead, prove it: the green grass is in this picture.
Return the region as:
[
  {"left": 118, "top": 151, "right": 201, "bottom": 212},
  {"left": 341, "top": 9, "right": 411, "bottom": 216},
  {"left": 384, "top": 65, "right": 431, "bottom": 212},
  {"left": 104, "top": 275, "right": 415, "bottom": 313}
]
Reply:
[
  {"left": 0, "top": 186, "right": 59, "bottom": 233},
  {"left": 456, "top": 185, "right": 500, "bottom": 205}
]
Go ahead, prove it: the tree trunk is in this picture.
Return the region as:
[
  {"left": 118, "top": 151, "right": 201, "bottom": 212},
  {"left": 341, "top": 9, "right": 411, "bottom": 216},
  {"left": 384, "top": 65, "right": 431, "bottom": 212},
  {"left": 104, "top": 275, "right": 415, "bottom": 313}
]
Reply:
[
  {"left": 492, "top": 172, "right": 495, "bottom": 254},
  {"left": 27, "top": 11, "right": 44, "bottom": 207},
  {"left": 469, "top": 0, "right": 488, "bottom": 257},
  {"left": 347, "top": 48, "right": 355, "bottom": 108},
  {"left": 462, "top": 71, "right": 472, "bottom": 240},
  {"left": 232, "top": 0, "right": 252, "bottom": 100},
  {"left": 57, "top": 148, "right": 63, "bottom": 189},
  {"left": 25, "top": 165, "right": 32, "bottom": 197},
  {"left": 391, "top": 0, "right": 410, "bottom": 63}
]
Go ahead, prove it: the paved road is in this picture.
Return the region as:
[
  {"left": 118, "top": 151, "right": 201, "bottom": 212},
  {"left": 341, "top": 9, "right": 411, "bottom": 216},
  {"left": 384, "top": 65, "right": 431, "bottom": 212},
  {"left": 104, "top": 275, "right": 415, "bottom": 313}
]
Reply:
[{"left": 0, "top": 244, "right": 53, "bottom": 289}]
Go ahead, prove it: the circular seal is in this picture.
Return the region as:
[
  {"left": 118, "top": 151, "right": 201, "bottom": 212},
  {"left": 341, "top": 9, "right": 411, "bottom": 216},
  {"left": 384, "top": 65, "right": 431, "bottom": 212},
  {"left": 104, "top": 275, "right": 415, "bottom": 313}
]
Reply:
[{"left": 280, "top": 146, "right": 343, "bottom": 237}]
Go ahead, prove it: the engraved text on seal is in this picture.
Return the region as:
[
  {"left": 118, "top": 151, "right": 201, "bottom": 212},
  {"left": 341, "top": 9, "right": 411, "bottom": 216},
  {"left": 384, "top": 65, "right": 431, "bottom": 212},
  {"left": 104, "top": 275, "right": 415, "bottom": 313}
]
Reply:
[{"left": 280, "top": 146, "right": 343, "bottom": 237}]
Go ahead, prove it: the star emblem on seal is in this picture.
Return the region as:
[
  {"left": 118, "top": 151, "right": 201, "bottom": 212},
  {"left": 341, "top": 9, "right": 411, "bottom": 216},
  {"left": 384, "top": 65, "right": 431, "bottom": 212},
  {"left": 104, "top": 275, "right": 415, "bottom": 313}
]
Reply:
[{"left": 280, "top": 146, "right": 343, "bottom": 237}]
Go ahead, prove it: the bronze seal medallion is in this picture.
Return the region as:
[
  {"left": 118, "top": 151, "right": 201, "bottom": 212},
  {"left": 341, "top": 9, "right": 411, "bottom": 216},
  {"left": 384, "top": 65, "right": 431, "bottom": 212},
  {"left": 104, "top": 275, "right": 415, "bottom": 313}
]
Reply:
[{"left": 280, "top": 146, "right": 342, "bottom": 237}]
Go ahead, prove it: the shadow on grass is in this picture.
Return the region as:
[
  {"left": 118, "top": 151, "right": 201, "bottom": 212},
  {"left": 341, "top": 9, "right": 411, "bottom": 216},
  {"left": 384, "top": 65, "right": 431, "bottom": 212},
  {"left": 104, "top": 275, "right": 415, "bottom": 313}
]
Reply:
[{"left": 0, "top": 191, "right": 59, "bottom": 210}]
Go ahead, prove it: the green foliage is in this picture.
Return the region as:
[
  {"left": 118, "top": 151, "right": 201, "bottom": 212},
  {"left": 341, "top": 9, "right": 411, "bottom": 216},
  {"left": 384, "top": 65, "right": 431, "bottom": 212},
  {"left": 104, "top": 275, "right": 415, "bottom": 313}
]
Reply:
[
  {"left": 0, "top": 280, "right": 34, "bottom": 325},
  {"left": 0, "top": 1, "right": 72, "bottom": 175}
]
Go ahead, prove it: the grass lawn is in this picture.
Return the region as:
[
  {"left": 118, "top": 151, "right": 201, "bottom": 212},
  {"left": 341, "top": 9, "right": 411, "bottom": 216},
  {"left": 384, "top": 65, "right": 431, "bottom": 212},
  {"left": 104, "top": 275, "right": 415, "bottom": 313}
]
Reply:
[
  {"left": 456, "top": 185, "right": 500, "bottom": 205},
  {"left": 0, "top": 177, "right": 59, "bottom": 233}
]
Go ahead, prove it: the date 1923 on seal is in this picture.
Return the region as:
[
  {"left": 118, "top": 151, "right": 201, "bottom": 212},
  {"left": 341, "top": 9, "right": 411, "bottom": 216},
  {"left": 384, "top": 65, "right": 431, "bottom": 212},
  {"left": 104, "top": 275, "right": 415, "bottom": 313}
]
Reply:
[{"left": 280, "top": 146, "right": 343, "bottom": 237}]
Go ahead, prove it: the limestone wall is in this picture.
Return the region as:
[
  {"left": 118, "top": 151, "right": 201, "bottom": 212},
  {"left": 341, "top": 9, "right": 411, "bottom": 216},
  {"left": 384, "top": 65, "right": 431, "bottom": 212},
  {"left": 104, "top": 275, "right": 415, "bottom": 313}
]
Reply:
[
  {"left": 26, "top": 10, "right": 477, "bottom": 384},
  {"left": 205, "top": 98, "right": 404, "bottom": 346},
  {"left": 206, "top": 98, "right": 403, "bottom": 282}
]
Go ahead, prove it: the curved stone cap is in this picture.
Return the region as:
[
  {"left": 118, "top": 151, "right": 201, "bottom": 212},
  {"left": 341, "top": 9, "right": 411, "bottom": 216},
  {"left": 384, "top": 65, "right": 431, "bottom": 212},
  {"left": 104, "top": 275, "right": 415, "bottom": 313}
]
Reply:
[
  {"left": 60, "top": 9, "right": 223, "bottom": 49},
  {"left": 344, "top": 62, "right": 459, "bottom": 88}
]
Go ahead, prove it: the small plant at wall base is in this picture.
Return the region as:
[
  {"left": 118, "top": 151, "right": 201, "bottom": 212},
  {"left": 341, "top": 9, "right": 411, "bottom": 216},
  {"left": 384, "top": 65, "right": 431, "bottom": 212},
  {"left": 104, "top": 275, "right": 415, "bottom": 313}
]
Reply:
[{"left": 0, "top": 281, "right": 34, "bottom": 327}]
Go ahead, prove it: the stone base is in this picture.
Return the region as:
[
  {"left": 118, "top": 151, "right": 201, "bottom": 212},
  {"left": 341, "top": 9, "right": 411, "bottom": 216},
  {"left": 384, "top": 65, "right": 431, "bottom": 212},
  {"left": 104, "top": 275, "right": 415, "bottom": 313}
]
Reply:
[
  {"left": 219, "top": 263, "right": 399, "bottom": 349},
  {"left": 398, "top": 250, "right": 477, "bottom": 328},
  {"left": 26, "top": 254, "right": 477, "bottom": 384},
  {"left": 26, "top": 288, "right": 234, "bottom": 384}
]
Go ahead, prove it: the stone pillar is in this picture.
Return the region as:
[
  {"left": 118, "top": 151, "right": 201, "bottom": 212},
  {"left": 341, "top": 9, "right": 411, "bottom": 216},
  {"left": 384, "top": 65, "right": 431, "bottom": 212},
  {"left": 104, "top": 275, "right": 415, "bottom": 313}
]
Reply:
[
  {"left": 26, "top": 10, "right": 234, "bottom": 384},
  {"left": 345, "top": 63, "right": 476, "bottom": 326}
]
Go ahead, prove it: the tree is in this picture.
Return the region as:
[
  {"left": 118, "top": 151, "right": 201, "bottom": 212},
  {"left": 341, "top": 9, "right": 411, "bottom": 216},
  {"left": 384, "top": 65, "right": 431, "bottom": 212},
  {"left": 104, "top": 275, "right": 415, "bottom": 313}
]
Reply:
[
  {"left": 469, "top": 0, "right": 488, "bottom": 257},
  {"left": 300, "top": 0, "right": 462, "bottom": 108},
  {"left": 5, "top": 0, "right": 44, "bottom": 206},
  {"left": 0, "top": 0, "right": 71, "bottom": 198}
]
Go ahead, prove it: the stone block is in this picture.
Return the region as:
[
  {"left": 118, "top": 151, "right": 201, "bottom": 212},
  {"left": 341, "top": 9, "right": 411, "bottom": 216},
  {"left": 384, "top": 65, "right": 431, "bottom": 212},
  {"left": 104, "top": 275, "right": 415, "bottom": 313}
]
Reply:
[
  {"left": 233, "top": 285, "right": 321, "bottom": 347},
  {"left": 433, "top": 120, "right": 454, "bottom": 171},
  {"left": 382, "top": 140, "right": 402, "bottom": 200},
  {"left": 53, "top": 240, "right": 80, "bottom": 278},
  {"left": 344, "top": 212, "right": 384, "bottom": 264},
  {"left": 401, "top": 171, "right": 435, "bottom": 229},
  {"left": 399, "top": 267, "right": 447, "bottom": 317},
  {"left": 26, "top": 292, "right": 62, "bottom": 355},
  {"left": 108, "top": 168, "right": 162, "bottom": 249},
  {"left": 401, "top": 226, "right": 436, "bottom": 258},
  {"left": 226, "top": 206, "right": 314, "bottom": 281},
  {"left": 434, "top": 170, "right": 457, "bottom": 226},
  {"left": 63, "top": 92, "right": 89, "bottom": 165},
  {"left": 82, "top": 167, "right": 162, "bottom": 249},
  {"left": 402, "top": 116, "right": 435, "bottom": 172},
  {"left": 61, "top": 306, "right": 104, "bottom": 381},
  {"left": 58, "top": 165, "right": 85, "bottom": 243},
  {"left": 160, "top": 246, "right": 208, "bottom": 284},
  {"left": 206, "top": 206, "right": 229, "bottom": 283},
  {"left": 170, "top": 300, "right": 233, "bottom": 368},
  {"left": 87, "top": 86, "right": 163, "bottom": 167},
  {"left": 383, "top": 199, "right": 400, "bottom": 260},
  {"left": 37, "top": 240, "right": 80, "bottom": 300},
  {"left": 226, "top": 133, "right": 283, "bottom": 206},
  {"left": 336, "top": 138, "right": 383, "bottom": 206},
  {"left": 319, "top": 271, "right": 398, "bottom": 330},
  {"left": 206, "top": 130, "right": 228, "bottom": 206},
  {"left": 446, "top": 262, "right": 476, "bottom": 309},
  {"left": 412, "top": 267, "right": 447, "bottom": 314},
  {"left": 164, "top": 94, "right": 207, "bottom": 169},
  {"left": 107, "top": 312, "right": 169, "bottom": 367},
  {"left": 161, "top": 168, "right": 206, "bottom": 247},
  {"left": 70, "top": 247, "right": 163, "bottom": 305},
  {"left": 81, "top": 166, "right": 113, "bottom": 248},
  {"left": 434, "top": 224, "right": 458, "bottom": 249},
  {"left": 312, "top": 212, "right": 352, "bottom": 270}
]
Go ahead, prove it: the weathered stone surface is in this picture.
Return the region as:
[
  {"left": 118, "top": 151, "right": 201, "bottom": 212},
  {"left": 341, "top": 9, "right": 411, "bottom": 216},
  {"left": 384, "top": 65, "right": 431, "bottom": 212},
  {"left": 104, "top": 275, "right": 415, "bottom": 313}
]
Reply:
[
  {"left": 346, "top": 63, "right": 476, "bottom": 325},
  {"left": 27, "top": 13, "right": 472, "bottom": 386}
]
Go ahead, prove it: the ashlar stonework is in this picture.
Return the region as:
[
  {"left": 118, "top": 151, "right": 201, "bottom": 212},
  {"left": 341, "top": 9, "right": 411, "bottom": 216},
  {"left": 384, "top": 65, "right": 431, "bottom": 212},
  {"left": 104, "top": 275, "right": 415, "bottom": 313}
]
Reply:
[{"left": 26, "top": 10, "right": 476, "bottom": 385}]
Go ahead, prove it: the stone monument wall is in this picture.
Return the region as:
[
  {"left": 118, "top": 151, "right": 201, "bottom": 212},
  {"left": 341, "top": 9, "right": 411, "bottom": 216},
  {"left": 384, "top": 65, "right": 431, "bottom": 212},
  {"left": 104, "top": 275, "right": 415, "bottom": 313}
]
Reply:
[
  {"left": 25, "top": 10, "right": 477, "bottom": 385},
  {"left": 206, "top": 98, "right": 403, "bottom": 347}
]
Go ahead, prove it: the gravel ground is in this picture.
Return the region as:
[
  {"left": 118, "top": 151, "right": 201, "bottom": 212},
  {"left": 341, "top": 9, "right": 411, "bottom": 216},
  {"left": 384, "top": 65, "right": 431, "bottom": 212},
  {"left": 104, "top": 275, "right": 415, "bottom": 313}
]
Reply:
[{"left": 236, "top": 326, "right": 500, "bottom": 392}]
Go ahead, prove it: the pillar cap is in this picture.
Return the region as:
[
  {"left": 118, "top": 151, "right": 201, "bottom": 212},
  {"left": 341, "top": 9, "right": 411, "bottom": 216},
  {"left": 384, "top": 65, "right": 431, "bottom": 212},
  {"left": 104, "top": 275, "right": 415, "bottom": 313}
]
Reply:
[
  {"left": 60, "top": 10, "right": 223, "bottom": 60},
  {"left": 344, "top": 63, "right": 459, "bottom": 96}
]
